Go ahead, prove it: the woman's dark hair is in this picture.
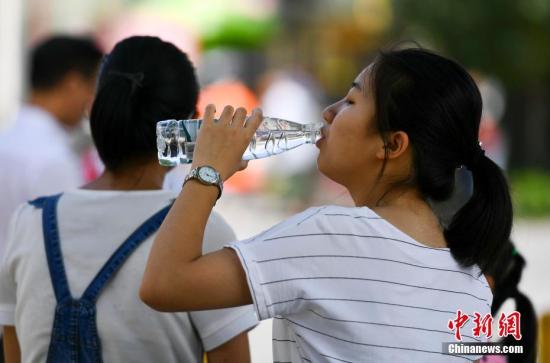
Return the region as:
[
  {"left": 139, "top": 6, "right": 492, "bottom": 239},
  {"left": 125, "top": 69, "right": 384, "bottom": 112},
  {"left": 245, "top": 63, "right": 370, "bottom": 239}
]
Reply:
[
  {"left": 487, "top": 241, "right": 537, "bottom": 363},
  {"left": 90, "top": 36, "right": 199, "bottom": 171},
  {"left": 369, "top": 47, "right": 513, "bottom": 274}
]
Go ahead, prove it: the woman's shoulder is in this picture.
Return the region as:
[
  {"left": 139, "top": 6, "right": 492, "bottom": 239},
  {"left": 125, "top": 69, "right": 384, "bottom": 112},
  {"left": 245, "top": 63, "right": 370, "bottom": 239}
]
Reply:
[
  {"left": 315, "top": 204, "right": 382, "bottom": 219},
  {"left": 293, "top": 204, "right": 385, "bottom": 229},
  {"left": 293, "top": 204, "right": 380, "bottom": 220},
  {"left": 238, "top": 205, "right": 379, "bottom": 244},
  {"left": 2, "top": 200, "right": 48, "bottom": 264},
  {"left": 8, "top": 199, "right": 44, "bottom": 231}
]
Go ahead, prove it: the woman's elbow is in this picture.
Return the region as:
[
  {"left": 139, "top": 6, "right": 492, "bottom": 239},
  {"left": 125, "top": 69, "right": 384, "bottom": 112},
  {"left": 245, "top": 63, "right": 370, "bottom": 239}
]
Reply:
[{"left": 139, "top": 275, "right": 173, "bottom": 312}]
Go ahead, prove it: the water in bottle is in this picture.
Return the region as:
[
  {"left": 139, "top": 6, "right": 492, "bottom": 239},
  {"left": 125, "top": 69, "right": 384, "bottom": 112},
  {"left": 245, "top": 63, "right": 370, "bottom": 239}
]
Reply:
[
  {"left": 156, "top": 120, "right": 182, "bottom": 166},
  {"left": 156, "top": 117, "right": 323, "bottom": 166}
]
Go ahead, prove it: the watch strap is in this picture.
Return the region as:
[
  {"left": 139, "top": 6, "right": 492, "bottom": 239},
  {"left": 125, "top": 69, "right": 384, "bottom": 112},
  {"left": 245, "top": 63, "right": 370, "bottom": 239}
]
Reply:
[{"left": 183, "top": 166, "right": 223, "bottom": 200}]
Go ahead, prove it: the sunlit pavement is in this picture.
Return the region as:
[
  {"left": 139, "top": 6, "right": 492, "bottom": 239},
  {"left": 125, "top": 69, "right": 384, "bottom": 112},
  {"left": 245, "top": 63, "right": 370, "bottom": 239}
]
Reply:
[{"left": 215, "top": 194, "right": 550, "bottom": 362}]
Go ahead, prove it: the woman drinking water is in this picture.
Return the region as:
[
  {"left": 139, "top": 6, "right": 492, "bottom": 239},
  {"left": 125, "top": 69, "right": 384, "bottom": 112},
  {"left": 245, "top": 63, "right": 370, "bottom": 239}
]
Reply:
[{"left": 141, "top": 47, "right": 512, "bottom": 362}]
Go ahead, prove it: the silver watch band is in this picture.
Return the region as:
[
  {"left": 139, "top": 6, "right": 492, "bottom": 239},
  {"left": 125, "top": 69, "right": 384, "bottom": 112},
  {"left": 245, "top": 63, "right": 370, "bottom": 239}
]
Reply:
[{"left": 183, "top": 166, "right": 223, "bottom": 200}]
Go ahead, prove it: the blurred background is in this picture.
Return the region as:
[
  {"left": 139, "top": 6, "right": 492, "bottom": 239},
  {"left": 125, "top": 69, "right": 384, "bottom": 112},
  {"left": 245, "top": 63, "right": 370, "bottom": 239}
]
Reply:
[{"left": 1, "top": 0, "right": 549, "bottom": 361}]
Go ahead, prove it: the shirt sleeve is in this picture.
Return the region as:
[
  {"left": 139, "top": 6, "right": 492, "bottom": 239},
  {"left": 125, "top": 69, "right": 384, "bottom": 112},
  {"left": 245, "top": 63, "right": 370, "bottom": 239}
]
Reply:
[
  {"left": 189, "top": 306, "right": 258, "bottom": 351},
  {"left": 189, "top": 211, "right": 259, "bottom": 351},
  {"left": 0, "top": 205, "right": 26, "bottom": 326},
  {"left": 226, "top": 207, "right": 328, "bottom": 321}
]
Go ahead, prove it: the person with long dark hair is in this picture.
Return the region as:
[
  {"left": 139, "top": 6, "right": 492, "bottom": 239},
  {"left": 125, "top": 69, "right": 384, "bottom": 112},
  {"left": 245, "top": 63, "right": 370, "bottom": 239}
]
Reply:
[
  {"left": 141, "top": 47, "right": 514, "bottom": 362},
  {"left": 0, "top": 36, "right": 256, "bottom": 362}
]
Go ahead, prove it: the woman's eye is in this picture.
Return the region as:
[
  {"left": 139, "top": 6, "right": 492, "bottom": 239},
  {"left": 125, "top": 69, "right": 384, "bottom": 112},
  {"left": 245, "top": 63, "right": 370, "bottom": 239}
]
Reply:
[{"left": 345, "top": 99, "right": 354, "bottom": 105}]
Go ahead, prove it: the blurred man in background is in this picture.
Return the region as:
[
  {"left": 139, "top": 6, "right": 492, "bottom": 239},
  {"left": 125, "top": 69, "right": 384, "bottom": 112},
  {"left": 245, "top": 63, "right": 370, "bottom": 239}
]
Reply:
[{"left": 0, "top": 36, "right": 102, "bottom": 260}]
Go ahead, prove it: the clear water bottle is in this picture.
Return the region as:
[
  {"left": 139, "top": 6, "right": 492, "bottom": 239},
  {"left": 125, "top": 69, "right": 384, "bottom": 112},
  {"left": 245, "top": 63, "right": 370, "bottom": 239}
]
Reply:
[{"left": 156, "top": 118, "right": 323, "bottom": 166}]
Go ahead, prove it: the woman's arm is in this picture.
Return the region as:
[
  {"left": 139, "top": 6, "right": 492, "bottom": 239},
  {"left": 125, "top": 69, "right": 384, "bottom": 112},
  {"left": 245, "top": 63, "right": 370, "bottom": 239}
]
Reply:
[
  {"left": 140, "top": 180, "right": 251, "bottom": 311},
  {"left": 3, "top": 326, "right": 21, "bottom": 363},
  {"left": 140, "top": 105, "right": 263, "bottom": 311},
  {"left": 206, "top": 332, "right": 251, "bottom": 363}
]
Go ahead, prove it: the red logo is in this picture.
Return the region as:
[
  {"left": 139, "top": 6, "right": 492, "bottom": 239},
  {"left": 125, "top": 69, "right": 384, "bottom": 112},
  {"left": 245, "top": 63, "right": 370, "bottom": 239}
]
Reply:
[
  {"left": 472, "top": 312, "right": 493, "bottom": 338},
  {"left": 448, "top": 310, "right": 521, "bottom": 341},
  {"left": 498, "top": 311, "right": 522, "bottom": 340},
  {"left": 448, "top": 309, "right": 470, "bottom": 341}
]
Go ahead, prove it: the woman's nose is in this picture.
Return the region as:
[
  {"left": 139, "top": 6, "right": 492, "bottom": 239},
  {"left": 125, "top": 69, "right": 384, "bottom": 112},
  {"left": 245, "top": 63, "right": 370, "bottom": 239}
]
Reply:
[{"left": 322, "top": 104, "right": 336, "bottom": 124}]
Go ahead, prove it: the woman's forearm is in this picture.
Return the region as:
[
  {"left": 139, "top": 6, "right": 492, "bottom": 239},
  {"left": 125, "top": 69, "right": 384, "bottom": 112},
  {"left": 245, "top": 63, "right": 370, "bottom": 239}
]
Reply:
[
  {"left": 3, "top": 326, "right": 21, "bottom": 363},
  {"left": 207, "top": 332, "right": 251, "bottom": 363},
  {"left": 141, "top": 105, "right": 259, "bottom": 311},
  {"left": 140, "top": 179, "right": 218, "bottom": 309}
]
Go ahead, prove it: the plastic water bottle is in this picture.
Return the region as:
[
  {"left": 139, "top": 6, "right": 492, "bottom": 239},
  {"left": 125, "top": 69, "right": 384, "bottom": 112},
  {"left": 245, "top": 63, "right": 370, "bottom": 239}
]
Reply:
[{"left": 156, "top": 118, "right": 323, "bottom": 166}]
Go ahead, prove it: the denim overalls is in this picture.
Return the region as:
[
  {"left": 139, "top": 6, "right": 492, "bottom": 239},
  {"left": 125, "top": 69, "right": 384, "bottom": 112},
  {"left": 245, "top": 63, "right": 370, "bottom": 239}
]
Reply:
[{"left": 29, "top": 194, "right": 172, "bottom": 363}]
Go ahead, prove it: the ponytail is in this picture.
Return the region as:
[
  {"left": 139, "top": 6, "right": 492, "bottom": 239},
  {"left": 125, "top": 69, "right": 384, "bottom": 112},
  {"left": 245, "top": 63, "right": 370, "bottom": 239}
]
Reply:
[
  {"left": 444, "top": 154, "right": 513, "bottom": 274},
  {"left": 504, "top": 292, "right": 537, "bottom": 363},
  {"left": 487, "top": 242, "right": 538, "bottom": 363}
]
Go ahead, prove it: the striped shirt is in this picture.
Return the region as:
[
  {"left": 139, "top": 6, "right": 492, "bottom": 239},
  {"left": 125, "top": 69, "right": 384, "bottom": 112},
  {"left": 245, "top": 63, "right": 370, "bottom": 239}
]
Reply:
[{"left": 228, "top": 205, "right": 492, "bottom": 362}]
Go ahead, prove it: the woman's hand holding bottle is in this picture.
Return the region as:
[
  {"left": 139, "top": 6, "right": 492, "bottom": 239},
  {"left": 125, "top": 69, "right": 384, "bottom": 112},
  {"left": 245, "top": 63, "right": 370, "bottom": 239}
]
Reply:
[{"left": 191, "top": 105, "right": 264, "bottom": 181}]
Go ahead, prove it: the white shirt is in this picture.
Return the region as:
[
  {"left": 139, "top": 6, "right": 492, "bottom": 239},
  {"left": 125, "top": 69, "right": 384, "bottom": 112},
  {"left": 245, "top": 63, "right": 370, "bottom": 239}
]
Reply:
[
  {"left": 229, "top": 205, "right": 493, "bottom": 362},
  {"left": 0, "top": 189, "right": 258, "bottom": 363},
  {"left": 0, "top": 105, "right": 83, "bottom": 260}
]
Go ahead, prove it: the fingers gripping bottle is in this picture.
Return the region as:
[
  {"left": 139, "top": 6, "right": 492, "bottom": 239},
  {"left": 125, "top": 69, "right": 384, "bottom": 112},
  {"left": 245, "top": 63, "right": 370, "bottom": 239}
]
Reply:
[{"left": 156, "top": 117, "right": 323, "bottom": 166}]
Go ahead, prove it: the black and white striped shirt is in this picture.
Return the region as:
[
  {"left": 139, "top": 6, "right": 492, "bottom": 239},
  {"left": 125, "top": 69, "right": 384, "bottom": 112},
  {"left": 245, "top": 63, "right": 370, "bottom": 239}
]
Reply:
[{"left": 229, "top": 205, "right": 492, "bottom": 362}]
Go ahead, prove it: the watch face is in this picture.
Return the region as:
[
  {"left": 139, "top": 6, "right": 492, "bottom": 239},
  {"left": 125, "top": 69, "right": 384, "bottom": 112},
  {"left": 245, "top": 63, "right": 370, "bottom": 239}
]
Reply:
[{"left": 198, "top": 167, "right": 218, "bottom": 184}]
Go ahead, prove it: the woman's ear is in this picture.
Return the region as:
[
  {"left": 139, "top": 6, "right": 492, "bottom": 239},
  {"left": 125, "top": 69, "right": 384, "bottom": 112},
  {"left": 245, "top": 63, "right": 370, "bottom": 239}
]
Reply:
[{"left": 375, "top": 131, "right": 410, "bottom": 160}]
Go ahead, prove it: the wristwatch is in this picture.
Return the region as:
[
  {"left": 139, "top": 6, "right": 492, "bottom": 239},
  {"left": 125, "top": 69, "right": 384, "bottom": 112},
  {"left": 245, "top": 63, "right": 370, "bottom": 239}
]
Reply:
[{"left": 183, "top": 165, "right": 223, "bottom": 200}]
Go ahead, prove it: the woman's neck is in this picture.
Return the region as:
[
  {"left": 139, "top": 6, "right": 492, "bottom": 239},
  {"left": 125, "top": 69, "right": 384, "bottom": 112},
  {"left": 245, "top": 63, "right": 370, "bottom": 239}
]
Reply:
[
  {"left": 349, "top": 177, "right": 416, "bottom": 207},
  {"left": 351, "top": 183, "right": 447, "bottom": 248},
  {"left": 82, "top": 162, "right": 168, "bottom": 191},
  {"left": 349, "top": 181, "right": 435, "bottom": 215},
  {"left": 374, "top": 185, "right": 425, "bottom": 209}
]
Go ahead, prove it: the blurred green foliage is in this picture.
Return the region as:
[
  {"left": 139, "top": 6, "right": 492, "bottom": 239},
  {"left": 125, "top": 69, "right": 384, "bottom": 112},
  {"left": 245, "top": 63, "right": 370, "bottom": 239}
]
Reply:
[
  {"left": 392, "top": 0, "right": 550, "bottom": 172},
  {"left": 201, "top": 15, "right": 277, "bottom": 50},
  {"left": 392, "top": 0, "right": 550, "bottom": 88},
  {"left": 510, "top": 170, "right": 550, "bottom": 217}
]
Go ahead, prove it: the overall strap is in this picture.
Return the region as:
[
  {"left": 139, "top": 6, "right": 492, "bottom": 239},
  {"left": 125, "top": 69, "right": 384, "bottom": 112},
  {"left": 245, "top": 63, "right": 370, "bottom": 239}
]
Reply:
[
  {"left": 40, "top": 194, "right": 73, "bottom": 303},
  {"left": 81, "top": 203, "right": 172, "bottom": 303},
  {"left": 28, "top": 196, "right": 49, "bottom": 208}
]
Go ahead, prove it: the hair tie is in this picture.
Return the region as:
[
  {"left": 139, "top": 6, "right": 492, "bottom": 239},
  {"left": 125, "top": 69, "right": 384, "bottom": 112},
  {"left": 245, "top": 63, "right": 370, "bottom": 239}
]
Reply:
[
  {"left": 465, "top": 142, "right": 485, "bottom": 168},
  {"left": 108, "top": 70, "right": 144, "bottom": 93}
]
